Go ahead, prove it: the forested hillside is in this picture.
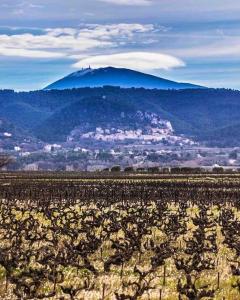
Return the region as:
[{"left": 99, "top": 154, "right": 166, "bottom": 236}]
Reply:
[{"left": 0, "top": 87, "right": 240, "bottom": 146}]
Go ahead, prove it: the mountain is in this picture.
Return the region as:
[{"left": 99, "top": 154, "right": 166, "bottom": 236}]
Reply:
[
  {"left": 202, "top": 123, "right": 240, "bottom": 147},
  {"left": 32, "top": 88, "right": 240, "bottom": 145},
  {"left": 44, "top": 67, "right": 204, "bottom": 90},
  {"left": 1, "top": 87, "right": 240, "bottom": 147},
  {"left": 0, "top": 118, "right": 36, "bottom": 150},
  {"left": 35, "top": 94, "right": 189, "bottom": 143}
]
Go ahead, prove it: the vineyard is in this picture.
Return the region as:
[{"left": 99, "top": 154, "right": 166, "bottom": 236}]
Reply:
[{"left": 1, "top": 172, "right": 240, "bottom": 299}]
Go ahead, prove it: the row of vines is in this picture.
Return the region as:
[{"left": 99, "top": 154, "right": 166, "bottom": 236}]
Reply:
[{"left": 0, "top": 175, "right": 240, "bottom": 299}]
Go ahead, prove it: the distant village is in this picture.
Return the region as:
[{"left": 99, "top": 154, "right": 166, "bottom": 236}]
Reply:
[
  {"left": 1, "top": 114, "right": 240, "bottom": 171},
  {"left": 1, "top": 136, "right": 240, "bottom": 172}
]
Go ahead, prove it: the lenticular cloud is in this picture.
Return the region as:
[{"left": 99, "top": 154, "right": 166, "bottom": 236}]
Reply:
[{"left": 73, "top": 52, "right": 185, "bottom": 71}]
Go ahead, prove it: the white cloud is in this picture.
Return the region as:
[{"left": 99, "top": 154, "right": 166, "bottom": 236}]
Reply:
[
  {"left": 72, "top": 52, "right": 185, "bottom": 71},
  {"left": 78, "top": 23, "right": 154, "bottom": 40},
  {"left": 12, "top": 9, "right": 24, "bottom": 15},
  {"left": 98, "top": 0, "right": 152, "bottom": 5},
  {"left": 0, "top": 47, "right": 65, "bottom": 58},
  {"left": 28, "top": 4, "right": 44, "bottom": 9},
  {"left": 168, "top": 36, "right": 240, "bottom": 59},
  {"left": 0, "top": 32, "right": 111, "bottom": 54},
  {"left": 0, "top": 24, "right": 155, "bottom": 59},
  {"left": 181, "top": 44, "right": 240, "bottom": 59}
]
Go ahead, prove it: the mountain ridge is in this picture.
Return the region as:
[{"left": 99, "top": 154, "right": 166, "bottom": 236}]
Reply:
[
  {"left": 1, "top": 87, "right": 240, "bottom": 147},
  {"left": 44, "top": 67, "right": 205, "bottom": 90}
]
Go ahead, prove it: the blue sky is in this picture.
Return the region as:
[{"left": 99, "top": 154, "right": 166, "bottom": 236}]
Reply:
[{"left": 0, "top": 0, "right": 240, "bottom": 90}]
